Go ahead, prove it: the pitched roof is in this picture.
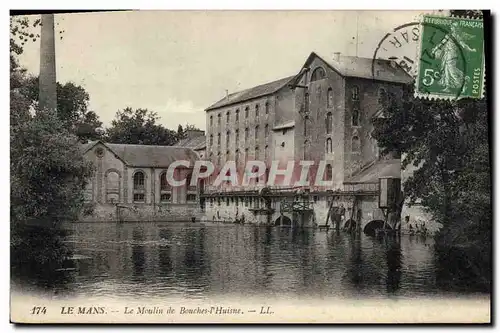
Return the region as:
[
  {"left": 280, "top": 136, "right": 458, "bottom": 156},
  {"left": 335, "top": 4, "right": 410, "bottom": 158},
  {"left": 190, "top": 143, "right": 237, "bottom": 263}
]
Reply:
[
  {"left": 83, "top": 141, "right": 199, "bottom": 167},
  {"left": 344, "top": 159, "right": 401, "bottom": 184},
  {"left": 173, "top": 135, "right": 206, "bottom": 151},
  {"left": 313, "top": 52, "right": 413, "bottom": 84},
  {"left": 205, "top": 76, "right": 295, "bottom": 111}
]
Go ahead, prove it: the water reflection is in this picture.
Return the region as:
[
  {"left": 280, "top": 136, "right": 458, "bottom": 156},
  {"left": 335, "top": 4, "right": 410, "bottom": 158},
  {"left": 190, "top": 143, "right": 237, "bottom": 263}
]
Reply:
[{"left": 10, "top": 222, "right": 485, "bottom": 300}]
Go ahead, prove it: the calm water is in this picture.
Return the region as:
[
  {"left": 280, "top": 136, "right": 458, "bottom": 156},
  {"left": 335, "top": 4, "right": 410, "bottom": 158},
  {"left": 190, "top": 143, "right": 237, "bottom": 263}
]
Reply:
[{"left": 11, "top": 222, "right": 485, "bottom": 300}]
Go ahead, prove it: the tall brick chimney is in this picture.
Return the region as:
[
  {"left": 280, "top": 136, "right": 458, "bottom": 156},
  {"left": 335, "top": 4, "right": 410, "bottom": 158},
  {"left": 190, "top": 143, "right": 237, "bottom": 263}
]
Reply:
[{"left": 39, "top": 14, "right": 57, "bottom": 112}]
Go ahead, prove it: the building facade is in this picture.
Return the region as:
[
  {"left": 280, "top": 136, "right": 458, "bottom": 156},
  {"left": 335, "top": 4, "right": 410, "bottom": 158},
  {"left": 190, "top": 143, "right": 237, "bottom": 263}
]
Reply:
[
  {"left": 80, "top": 141, "right": 202, "bottom": 222},
  {"left": 201, "top": 52, "right": 412, "bottom": 231}
]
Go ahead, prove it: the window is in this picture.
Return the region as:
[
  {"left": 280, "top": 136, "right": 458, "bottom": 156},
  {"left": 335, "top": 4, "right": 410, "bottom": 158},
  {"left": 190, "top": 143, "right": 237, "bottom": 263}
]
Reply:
[
  {"left": 226, "top": 197, "right": 230, "bottom": 206},
  {"left": 133, "top": 171, "right": 145, "bottom": 190},
  {"left": 304, "top": 116, "right": 308, "bottom": 136},
  {"left": 160, "top": 193, "right": 171, "bottom": 202},
  {"left": 186, "top": 173, "right": 194, "bottom": 188},
  {"left": 255, "top": 125, "right": 259, "bottom": 141},
  {"left": 303, "top": 140, "right": 309, "bottom": 160},
  {"left": 255, "top": 146, "right": 259, "bottom": 160},
  {"left": 326, "top": 112, "right": 333, "bottom": 134},
  {"left": 235, "top": 149, "right": 240, "bottom": 164},
  {"left": 210, "top": 134, "right": 213, "bottom": 146},
  {"left": 352, "top": 108, "right": 360, "bottom": 126},
  {"left": 265, "top": 145, "right": 269, "bottom": 160},
  {"left": 217, "top": 133, "right": 221, "bottom": 145},
  {"left": 311, "top": 67, "right": 326, "bottom": 81},
  {"left": 226, "top": 111, "right": 230, "bottom": 123},
  {"left": 264, "top": 124, "right": 269, "bottom": 138},
  {"left": 265, "top": 102, "right": 270, "bottom": 114},
  {"left": 378, "top": 88, "right": 387, "bottom": 105},
  {"left": 236, "top": 109, "right": 239, "bottom": 122},
  {"left": 255, "top": 104, "right": 259, "bottom": 118},
  {"left": 217, "top": 152, "right": 221, "bottom": 166},
  {"left": 304, "top": 92, "right": 309, "bottom": 113},
  {"left": 134, "top": 193, "right": 145, "bottom": 203},
  {"left": 327, "top": 87, "right": 333, "bottom": 108},
  {"left": 187, "top": 194, "right": 197, "bottom": 202},
  {"left": 326, "top": 138, "right": 333, "bottom": 154},
  {"left": 226, "top": 130, "right": 230, "bottom": 147},
  {"left": 245, "top": 127, "right": 249, "bottom": 142},
  {"left": 160, "top": 172, "right": 171, "bottom": 191},
  {"left": 210, "top": 115, "right": 213, "bottom": 127},
  {"left": 244, "top": 148, "right": 249, "bottom": 163},
  {"left": 325, "top": 164, "right": 333, "bottom": 181},
  {"left": 352, "top": 136, "right": 361, "bottom": 152},
  {"left": 245, "top": 107, "right": 249, "bottom": 118},
  {"left": 352, "top": 86, "right": 359, "bottom": 101},
  {"left": 217, "top": 113, "right": 221, "bottom": 125},
  {"left": 235, "top": 129, "right": 239, "bottom": 145}
]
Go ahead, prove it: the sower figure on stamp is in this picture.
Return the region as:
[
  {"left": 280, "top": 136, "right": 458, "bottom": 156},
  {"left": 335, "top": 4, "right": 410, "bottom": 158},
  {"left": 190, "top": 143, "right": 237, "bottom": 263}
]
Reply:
[{"left": 431, "top": 22, "right": 477, "bottom": 93}]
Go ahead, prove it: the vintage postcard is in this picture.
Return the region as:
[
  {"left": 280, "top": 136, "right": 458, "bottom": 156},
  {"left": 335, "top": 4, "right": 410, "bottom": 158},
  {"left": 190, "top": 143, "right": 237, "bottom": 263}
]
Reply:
[{"left": 10, "top": 9, "right": 491, "bottom": 324}]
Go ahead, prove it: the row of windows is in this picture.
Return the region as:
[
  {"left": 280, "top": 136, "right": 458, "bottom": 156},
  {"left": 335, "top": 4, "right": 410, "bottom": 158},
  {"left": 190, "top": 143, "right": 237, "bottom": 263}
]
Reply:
[
  {"left": 210, "top": 124, "right": 270, "bottom": 147},
  {"left": 132, "top": 193, "right": 197, "bottom": 203},
  {"left": 210, "top": 102, "right": 271, "bottom": 127},
  {"left": 324, "top": 136, "right": 360, "bottom": 154},
  {"left": 210, "top": 145, "right": 270, "bottom": 163},
  {"left": 132, "top": 171, "right": 196, "bottom": 191}
]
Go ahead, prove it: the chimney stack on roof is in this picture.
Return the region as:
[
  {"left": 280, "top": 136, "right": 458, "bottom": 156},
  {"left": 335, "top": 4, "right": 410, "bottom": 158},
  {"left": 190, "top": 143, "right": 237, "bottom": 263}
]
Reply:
[{"left": 333, "top": 52, "right": 341, "bottom": 62}]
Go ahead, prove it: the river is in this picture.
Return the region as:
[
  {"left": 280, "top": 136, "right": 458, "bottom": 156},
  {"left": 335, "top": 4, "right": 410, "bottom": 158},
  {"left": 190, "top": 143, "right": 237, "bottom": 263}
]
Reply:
[{"left": 11, "top": 222, "right": 488, "bottom": 301}]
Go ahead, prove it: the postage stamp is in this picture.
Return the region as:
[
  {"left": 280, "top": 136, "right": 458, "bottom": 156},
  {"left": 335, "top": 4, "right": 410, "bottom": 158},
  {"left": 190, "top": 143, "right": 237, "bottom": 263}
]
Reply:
[{"left": 415, "top": 15, "right": 485, "bottom": 99}]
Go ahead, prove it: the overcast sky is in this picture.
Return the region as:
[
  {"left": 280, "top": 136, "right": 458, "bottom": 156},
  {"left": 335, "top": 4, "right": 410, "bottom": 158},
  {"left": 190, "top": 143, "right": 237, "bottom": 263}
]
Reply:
[{"left": 16, "top": 10, "right": 440, "bottom": 130}]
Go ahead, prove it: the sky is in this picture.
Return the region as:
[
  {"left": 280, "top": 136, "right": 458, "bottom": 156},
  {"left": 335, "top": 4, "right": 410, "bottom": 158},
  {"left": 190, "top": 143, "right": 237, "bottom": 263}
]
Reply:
[{"left": 15, "top": 10, "right": 440, "bottom": 130}]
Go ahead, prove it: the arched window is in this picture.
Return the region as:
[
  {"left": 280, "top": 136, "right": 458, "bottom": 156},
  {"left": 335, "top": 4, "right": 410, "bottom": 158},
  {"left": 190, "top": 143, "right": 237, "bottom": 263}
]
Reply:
[
  {"left": 245, "top": 127, "right": 249, "bottom": 142},
  {"left": 160, "top": 172, "right": 171, "bottom": 191},
  {"left": 217, "top": 152, "right": 221, "bottom": 166},
  {"left": 255, "top": 104, "right": 259, "bottom": 118},
  {"left": 265, "top": 102, "right": 270, "bottom": 114},
  {"left": 352, "top": 136, "right": 361, "bottom": 152},
  {"left": 304, "top": 92, "right": 309, "bottom": 113},
  {"left": 235, "top": 129, "right": 239, "bottom": 145},
  {"left": 326, "top": 138, "right": 333, "bottom": 154},
  {"left": 210, "top": 115, "right": 213, "bottom": 127},
  {"left": 327, "top": 87, "right": 333, "bottom": 108},
  {"left": 255, "top": 146, "right": 260, "bottom": 159},
  {"left": 264, "top": 124, "right": 269, "bottom": 138},
  {"left": 217, "top": 132, "right": 221, "bottom": 145},
  {"left": 325, "top": 164, "right": 333, "bottom": 181},
  {"left": 352, "top": 108, "right": 360, "bottom": 126},
  {"left": 106, "top": 171, "right": 120, "bottom": 203},
  {"left": 226, "top": 130, "right": 230, "bottom": 147},
  {"left": 235, "top": 149, "right": 240, "bottom": 164},
  {"left": 245, "top": 107, "right": 249, "bottom": 118},
  {"left": 226, "top": 111, "right": 230, "bottom": 123},
  {"left": 133, "top": 171, "right": 145, "bottom": 190},
  {"left": 244, "top": 148, "right": 249, "bottom": 163},
  {"left": 265, "top": 145, "right": 269, "bottom": 160},
  {"left": 255, "top": 125, "right": 259, "bottom": 141},
  {"left": 352, "top": 85, "right": 360, "bottom": 101},
  {"left": 311, "top": 67, "right": 326, "bottom": 81},
  {"left": 209, "top": 134, "right": 213, "bottom": 146},
  {"left": 217, "top": 113, "right": 221, "bottom": 125},
  {"left": 235, "top": 109, "right": 240, "bottom": 122},
  {"left": 326, "top": 112, "right": 333, "bottom": 134}
]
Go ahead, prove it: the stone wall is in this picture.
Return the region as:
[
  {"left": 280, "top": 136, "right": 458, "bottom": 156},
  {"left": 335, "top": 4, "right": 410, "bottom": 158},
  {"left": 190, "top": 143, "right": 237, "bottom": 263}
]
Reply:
[{"left": 79, "top": 202, "right": 203, "bottom": 223}]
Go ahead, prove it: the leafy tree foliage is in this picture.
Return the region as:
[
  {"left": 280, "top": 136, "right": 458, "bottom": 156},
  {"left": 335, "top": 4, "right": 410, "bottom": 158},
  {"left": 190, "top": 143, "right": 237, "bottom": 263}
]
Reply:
[
  {"left": 373, "top": 83, "right": 490, "bottom": 290},
  {"left": 105, "top": 107, "right": 179, "bottom": 145}
]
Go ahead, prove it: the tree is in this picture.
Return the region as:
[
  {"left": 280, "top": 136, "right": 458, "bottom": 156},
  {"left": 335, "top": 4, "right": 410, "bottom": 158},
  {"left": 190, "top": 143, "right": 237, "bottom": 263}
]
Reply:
[
  {"left": 20, "top": 77, "right": 103, "bottom": 142},
  {"left": 373, "top": 84, "right": 490, "bottom": 290},
  {"left": 105, "top": 107, "right": 178, "bottom": 145}
]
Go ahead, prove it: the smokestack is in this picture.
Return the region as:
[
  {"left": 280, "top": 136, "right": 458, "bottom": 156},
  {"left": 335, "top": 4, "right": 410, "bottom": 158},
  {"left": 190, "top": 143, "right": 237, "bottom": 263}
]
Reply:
[
  {"left": 39, "top": 14, "right": 57, "bottom": 112},
  {"left": 333, "top": 52, "right": 341, "bottom": 62}
]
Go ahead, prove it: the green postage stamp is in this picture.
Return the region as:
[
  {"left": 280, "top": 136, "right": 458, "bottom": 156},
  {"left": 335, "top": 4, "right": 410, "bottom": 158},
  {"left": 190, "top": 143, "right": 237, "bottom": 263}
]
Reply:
[{"left": 416, "top": 15, "right": 485, "bottom": 99}]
